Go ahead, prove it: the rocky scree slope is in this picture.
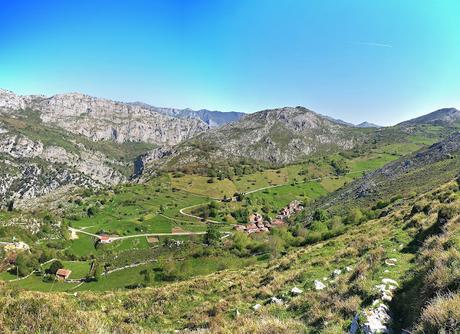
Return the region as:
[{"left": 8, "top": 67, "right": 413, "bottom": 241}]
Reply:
[{"left": 313, "top": 131, "right": 460, "bottom": 214}]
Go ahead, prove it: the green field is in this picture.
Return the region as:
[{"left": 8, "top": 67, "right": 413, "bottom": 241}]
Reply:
[{"left": 0, "top": 138, "right": 438, "bottom": 293}]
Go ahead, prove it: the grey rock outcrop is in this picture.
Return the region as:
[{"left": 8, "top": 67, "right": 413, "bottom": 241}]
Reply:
[
  {"left": 164, "top": 106, "right": 362, "bottom": 166},
  {"left": 33, "top": 93, "right": 209, "bottom": 145}
]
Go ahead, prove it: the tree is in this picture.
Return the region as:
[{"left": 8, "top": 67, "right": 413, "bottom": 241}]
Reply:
[
  {"left": 205, "top": 223, "right": 220, "bottom": 246},
  {"left": 346, "top": 208, "right": 363, "bottom": 224},
  {"left": 313, "top": 209, "right": 328, "bottom": 222},
  {"left": 15, "top": 253, "right": 39, "bottom": 277},
  {"left": 86, "top": 206, "right": 96, "bottom": 217},
  {"left": 209, "top": 201, "right": 220, "bottom": 218},
  {"left": 327, "top": 215, "right": 343, "bottom": 230},
  {"left": 48, "top": 260, "right": 64, "bottom": 275},
  {"left": 140, "top": 269, "right": 151, "bottom": 283},
  {"left": 161, "top": 260, "right": 179, "bottom": 281},
  {"left": 232, "top": 232, "right": 250, "bottom": 252},
  {"left": 234, "top": 192, "right": 245, "bottom": 202},
  {"left": 330, "top": 159, "right": 349, "bottom": 176},
  {"left": 7, "top": 200, "right": 14, "bottom": 212},
  {"left": 269, "top": 235, "right": 285, "bottom": 258}
]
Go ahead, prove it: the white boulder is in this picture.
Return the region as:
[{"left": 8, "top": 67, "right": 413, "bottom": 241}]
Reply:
[
  {"left": 314, "top": 280, "right": 326, "bottom": 290},
  {"left": 332, "top": 269, "right": 342, "bottom": 277},
  {"left": 253, "top": 303, "right": 262, "bottom": 311},
  {"left": 362, "top": 304, "right": 391, "bottom": 334},
  {"left": 382, "top": 278, "right": 399, "bottom": 287},
  {"left": 270, "top": 296, "right": 283, "bottom": 305}
]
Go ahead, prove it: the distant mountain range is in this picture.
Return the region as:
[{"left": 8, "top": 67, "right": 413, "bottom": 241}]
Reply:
[
  {"left": 129, "top": 102, "right": 245, "bottom": 127},
  {"left": 0, "top": 87, "right": 458, "bottom": 207}
]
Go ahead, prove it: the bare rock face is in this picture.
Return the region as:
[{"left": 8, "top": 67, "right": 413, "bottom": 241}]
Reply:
[
  {"left": 0, "top": 89, "right": 214, "bottom": 205},
  {"left": 166, "top": 107, "right": 361, "bottom": 166},
  {"left": 0, "top": 133, "right": 125, "bottom": 207},
  {"left": 0, "top": 89, "right": 26, "bottom": 111},
  {"left": 34, "top": 93, "right": 209, "bottom": 145}
]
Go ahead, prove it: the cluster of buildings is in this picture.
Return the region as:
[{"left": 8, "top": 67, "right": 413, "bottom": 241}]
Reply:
[
  {"left": 276, "top": 200, "right": 303, "bottom": 219},
  {"left": 233, "top": 200, "right": 304, "bottom": 234}
]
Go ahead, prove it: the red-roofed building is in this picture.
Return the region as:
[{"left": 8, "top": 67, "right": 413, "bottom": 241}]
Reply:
[
  {"left": 248, "top": 213, "right": 263, "bottom": 223},
  {"left": 233, "top": 225, "right": 246, "bottom": 232},
  {"left": 246, "top": 223, "right": 258, "bottom": 230},
  {"left": 56, "top": 268, "right": 72, "bottom": 280},
  {"left": 99, "top": 235, "right": 113, "bottom": 244},
  {"left": 271, "top": 219, "right": 285, "bottom": 227}
]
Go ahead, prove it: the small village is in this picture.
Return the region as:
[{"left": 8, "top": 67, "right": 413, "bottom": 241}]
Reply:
[{"left": 233, "top": 200, "right": 303, "bottom": 234}]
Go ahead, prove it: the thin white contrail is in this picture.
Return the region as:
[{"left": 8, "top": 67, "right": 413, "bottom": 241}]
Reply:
[{"left": 356, "top": 42, "right": 393, "bottom": 48}]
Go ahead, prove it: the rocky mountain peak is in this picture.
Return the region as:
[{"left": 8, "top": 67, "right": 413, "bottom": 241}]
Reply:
[
  {"left": 0, "top": 89, "right": 26, "bottom": 111},
  {"left": 356, "top": 121, "right": 381, "bottom": 128},
  {"left": 398, "top": 107, "right": 460, "bottom": 126}
]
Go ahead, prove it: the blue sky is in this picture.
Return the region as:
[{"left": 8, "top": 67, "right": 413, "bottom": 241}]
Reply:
[{"left": 1, "top": 0, "right": 459, "bottom": 125}]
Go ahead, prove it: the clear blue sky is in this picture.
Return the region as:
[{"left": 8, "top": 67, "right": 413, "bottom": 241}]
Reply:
[{"left": 1, "top": 0, "right": 459, "bottom": 125}]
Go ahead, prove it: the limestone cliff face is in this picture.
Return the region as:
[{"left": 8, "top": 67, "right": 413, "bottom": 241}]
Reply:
[
  {"left": 0, "top": 133, "right": 125, "bottom": 207},
  {"left": 33, "top": 93, "right": 209, "bottom": 145},
  {"left": 0, "top": 89, "right": 26, "bottom": 111},
  {"left": 0, "top": 89, "right": 209, "bottom": 145},
  {"left": 0, "top": 89, "right": 212, "bottom": 206}
]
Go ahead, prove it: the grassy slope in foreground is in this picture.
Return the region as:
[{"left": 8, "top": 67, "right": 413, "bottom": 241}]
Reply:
[{"left": 1, "top": 178, "right": 460, "bottom": 333}]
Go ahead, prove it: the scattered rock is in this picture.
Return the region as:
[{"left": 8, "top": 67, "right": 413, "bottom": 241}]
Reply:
[
  {"left": 332, "top": 269, "right": 342, "bottom": 277},
  {"left": 382, "top": 278, "right": 399, "bottom": 287},
  {"left": 382, "top": 291, "right": 393, "bottom": 302},
  {"left": 291, "top": 287, "right": 303, "bottom": 295},
  {"left": 346, "top": 266, "right": 353, "bottom": 272},
  {"left": 252, "top": 304, "right": 262, "bottom": 311},
  {"left": 270, "top": 297, "right": 283, "bottom": 305},
  {"left": 385, "top": 258, "right": 397, "bottom": 266},
  {"left": 314, "top": 280, "right": 326, "bottom": 290},
  {"left": 362, "top": 304, "right": 391, "bottom": 334}
]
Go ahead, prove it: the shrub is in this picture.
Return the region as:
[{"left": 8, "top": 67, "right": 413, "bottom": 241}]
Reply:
[
  {"left": 414, "top": 293, "right": 460, "bottom": 333},
  {"left": 437, "top": 206, "right": 457, "bottom": 226},
  {"left": 313, "top": 209, "right": 328, "bottom": 222},
  {"left": 345, "top": 208, "right": 364, "bottom": 225},
  {"left": 205, "top": 224, "right": 221, "bottom": 246},
  {"left": 47, "top": 260, "right": 64, "bottom": 275}
]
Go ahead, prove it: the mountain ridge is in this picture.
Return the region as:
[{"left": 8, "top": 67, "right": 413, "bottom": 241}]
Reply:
[{"left": 398, "top": 107, "right": 460, "bottom": 126}]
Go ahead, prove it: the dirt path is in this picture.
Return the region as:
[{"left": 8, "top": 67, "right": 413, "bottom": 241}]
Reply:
[
  {"left": 178, "top": 169, "right": 370, "bottom": 222},
  {"left": 110, "top": 231, "right": 207, "bottom": 241},
  {"left": 179, "top": 203, "right": 226, "bottom": 224}
]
